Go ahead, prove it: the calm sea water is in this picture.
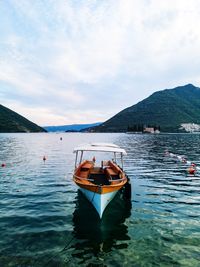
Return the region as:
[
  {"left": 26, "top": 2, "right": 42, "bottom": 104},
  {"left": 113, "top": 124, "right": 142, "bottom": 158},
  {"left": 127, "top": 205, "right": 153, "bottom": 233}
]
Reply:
[{"left": 0, "top": 133, "right": 199, "bottom": 267}]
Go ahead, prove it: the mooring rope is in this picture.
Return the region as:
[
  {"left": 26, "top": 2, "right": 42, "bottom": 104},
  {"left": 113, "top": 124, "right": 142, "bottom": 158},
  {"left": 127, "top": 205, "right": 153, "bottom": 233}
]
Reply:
[{"left": 165, "top": 150, "right": 200, "bottom": 174}]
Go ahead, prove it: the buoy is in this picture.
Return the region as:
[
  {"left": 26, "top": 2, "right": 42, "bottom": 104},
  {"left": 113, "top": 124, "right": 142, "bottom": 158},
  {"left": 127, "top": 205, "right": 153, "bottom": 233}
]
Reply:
[
  {"left": 188, "top": 168, "right": 195, "bottom": 175},
  {"left": 164, "top": 150, "right": 170, "bottom": 156},
  {"left": 60, "top": 137, "right": 62, "bottom": 140},
  {"left": 43, "top": 156, "right": 47, "bottom": 162},
  {"left": 187, "top": 163, "right": 196, "bottom": 175},
  {"left": 1, "top": 163, "right": 6, "bottom": 167},
  {"left": 181, "top": 157, "right": 187, "bottom": 163}
]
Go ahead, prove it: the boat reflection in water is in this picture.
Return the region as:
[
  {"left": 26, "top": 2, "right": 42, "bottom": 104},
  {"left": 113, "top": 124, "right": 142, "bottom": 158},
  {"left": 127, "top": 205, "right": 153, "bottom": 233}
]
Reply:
[{"left": 68, "top": 189, "right": 132, "bottom": 265}]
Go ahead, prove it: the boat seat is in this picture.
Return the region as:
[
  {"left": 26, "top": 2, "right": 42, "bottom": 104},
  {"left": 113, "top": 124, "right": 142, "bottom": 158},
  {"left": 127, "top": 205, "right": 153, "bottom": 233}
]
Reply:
[
  {"left": 105, "top": 167, "right": 118, "bottom": 176},
  {"left": 105, "top": 167, "right": 120, "bottom": 184}
]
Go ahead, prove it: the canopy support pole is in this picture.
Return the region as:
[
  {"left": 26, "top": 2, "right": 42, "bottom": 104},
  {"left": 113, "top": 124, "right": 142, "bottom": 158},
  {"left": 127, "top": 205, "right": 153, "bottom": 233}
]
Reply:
[
  {"left": 114, "top": 152, "right": 117, "bottom": 163},
  {"left": 75, "top": 151, "right": 78, "bottom": 168},
  {"left": 79, "top": 151, "right": 83, "bottom": 164},
  {"left": 121, "top": 153, "right": 124, "bottom": 170}
]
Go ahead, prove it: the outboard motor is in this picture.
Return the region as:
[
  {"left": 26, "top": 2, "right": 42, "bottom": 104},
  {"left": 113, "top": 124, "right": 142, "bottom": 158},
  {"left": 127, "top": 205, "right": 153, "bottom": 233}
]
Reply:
[{"left": 123, "top": 176, "right": 131, "bottom": 200}]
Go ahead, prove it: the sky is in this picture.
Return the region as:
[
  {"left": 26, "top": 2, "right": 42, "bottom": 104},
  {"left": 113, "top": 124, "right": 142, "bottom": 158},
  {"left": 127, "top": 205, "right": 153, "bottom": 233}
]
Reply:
[{"left": 1, "top": 0, "right": 200, "bottom": 126}]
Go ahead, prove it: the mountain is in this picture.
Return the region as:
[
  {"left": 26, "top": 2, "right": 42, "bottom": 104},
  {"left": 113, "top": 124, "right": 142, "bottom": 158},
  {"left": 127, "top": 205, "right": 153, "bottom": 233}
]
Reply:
[
  {"left": 44, "top": 122, "right": 102, "bottom": 132},
  {"left": 92, "top": 84, "right": 200, "bottom": 133},
  {"left": 0, "top": 104, "right": 46, "bottom": 133}
]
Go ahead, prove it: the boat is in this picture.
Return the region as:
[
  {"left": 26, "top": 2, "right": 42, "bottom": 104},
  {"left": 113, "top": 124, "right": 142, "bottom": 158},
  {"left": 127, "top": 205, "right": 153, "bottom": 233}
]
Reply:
[{"left": 73, "top": 143, "right": 128, "bottom": 218}]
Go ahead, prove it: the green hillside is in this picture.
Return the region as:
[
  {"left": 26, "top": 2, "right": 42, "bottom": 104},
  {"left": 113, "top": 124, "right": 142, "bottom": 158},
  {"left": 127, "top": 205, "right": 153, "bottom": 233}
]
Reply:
[
  {"left": 93, "top": 84, "right": 200, "bottom": 132},
  {"left": 0, "top": 104, "right": 47, "bottom": 133}
]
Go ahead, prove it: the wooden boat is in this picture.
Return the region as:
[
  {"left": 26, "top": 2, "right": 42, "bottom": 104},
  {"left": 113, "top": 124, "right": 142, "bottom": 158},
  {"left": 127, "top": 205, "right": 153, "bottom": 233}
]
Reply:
[{"left": 73, "top": 143, "right": 127, "bottom": 218}]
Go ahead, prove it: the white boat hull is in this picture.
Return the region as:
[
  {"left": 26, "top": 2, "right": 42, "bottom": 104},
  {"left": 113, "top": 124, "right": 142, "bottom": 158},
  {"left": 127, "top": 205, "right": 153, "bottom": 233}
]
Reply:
[{"left": 79, "top": 187, "right": 118, "bottom": 218}]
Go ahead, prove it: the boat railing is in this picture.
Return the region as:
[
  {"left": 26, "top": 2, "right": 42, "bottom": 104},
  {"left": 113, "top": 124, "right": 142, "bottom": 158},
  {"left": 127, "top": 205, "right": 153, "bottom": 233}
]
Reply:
[
  {"left": 73, "top": 174, "right": 94, "bottom": 182},
  {"left": 108, "top": 177, "right": 127, "bottom": 182},
  {"left": 73, "top": 174, "right": 126, "bottom": 183}
]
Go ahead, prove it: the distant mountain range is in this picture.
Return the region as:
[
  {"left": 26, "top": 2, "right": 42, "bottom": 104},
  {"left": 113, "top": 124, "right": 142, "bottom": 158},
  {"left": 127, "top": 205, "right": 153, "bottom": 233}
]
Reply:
[
  {"left": 91, "top": 84, "right": 200, "bottom": 133},
  {"left": 44, "top": 122, "right": 102, "bottom": 132},
  {"left": 0, "top": 104, "right": 46, "bottom": 133},
  {"left": 2, "top": 84, "right": 200, "bottom": 133}
]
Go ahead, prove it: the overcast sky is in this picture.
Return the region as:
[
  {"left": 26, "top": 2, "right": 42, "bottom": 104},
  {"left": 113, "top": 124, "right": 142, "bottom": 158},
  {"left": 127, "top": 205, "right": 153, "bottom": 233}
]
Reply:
[{"left": 1, "top": 0, "right": 200, "bottom": 126}]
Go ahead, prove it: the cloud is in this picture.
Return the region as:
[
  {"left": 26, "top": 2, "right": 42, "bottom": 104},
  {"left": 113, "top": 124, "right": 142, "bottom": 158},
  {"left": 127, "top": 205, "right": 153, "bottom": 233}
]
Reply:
[{"left": 1, "top": 0, "right": 200, "bottom": 125}]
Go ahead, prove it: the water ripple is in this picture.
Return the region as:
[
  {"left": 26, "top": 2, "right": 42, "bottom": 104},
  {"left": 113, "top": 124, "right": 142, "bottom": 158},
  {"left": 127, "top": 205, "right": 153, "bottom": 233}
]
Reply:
[{"left": 0, "top": 133, "right": 200, "bottom": 266}]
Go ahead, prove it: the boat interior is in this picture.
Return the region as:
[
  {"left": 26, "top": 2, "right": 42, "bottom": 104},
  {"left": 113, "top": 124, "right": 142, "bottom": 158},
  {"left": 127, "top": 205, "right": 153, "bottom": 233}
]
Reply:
[{"left": 75, "top": 160, "right": 124, "bottom": 186}]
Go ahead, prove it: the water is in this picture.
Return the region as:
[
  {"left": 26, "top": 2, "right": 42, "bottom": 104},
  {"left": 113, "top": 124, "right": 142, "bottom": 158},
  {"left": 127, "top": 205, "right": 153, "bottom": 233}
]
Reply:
[{"left": 0, "top": 133, "right": 199, "bottom": 267}]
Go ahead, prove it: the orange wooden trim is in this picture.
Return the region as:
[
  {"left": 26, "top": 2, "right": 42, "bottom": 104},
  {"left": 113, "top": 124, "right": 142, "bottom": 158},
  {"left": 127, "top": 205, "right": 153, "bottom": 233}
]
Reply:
[{"left": 73, "top": 176, "right": 127, "bottom": 194}]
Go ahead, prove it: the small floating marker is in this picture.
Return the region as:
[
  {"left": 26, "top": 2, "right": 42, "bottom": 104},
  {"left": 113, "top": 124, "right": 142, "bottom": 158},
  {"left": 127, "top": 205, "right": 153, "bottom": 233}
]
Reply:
[
  {"left": 187, "top": 163, "right": 196, "bottom": 175},
  {"left": 43, "top": 156, "right": 47, "bottom": 162},
  {"left": 164, "top": 150, "right": 170, "bottom": 156},
  {"left": 181, "top": 157, "right": 187, "bottom": 163},
  {"left": 1, "top": 163, "right": 6, "bottom": 167},
  {"left": 60, "top": 137, "right": 62, "bottom": 140}
]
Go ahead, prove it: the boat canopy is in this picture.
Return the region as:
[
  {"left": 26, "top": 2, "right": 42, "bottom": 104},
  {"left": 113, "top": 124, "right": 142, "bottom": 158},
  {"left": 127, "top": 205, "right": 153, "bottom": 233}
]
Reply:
[{"left": 73, "top": 143, "right": 127, "bottom": 155}]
